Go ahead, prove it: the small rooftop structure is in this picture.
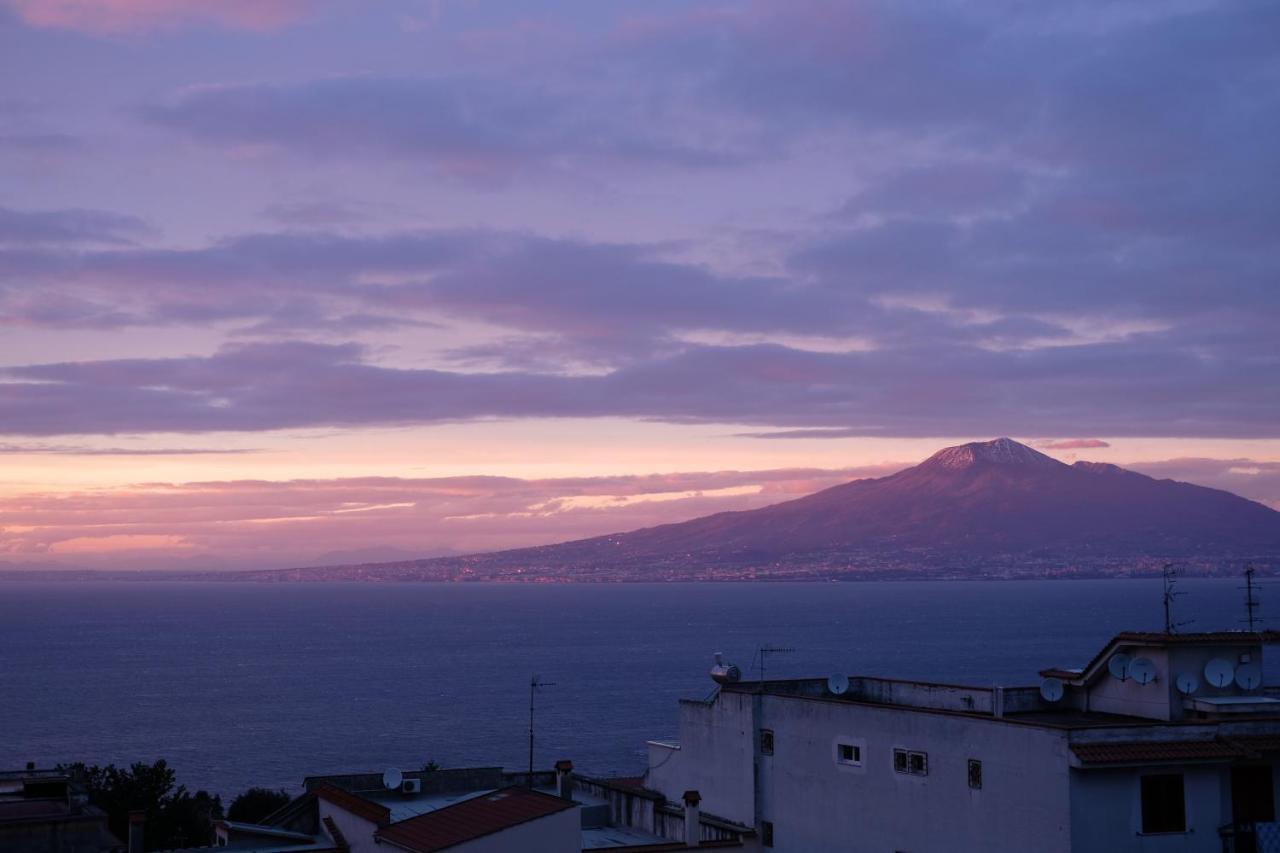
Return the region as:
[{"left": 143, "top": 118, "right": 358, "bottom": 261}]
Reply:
[{"left": 0, "top": 767, "right": 122, "bottom": 853}]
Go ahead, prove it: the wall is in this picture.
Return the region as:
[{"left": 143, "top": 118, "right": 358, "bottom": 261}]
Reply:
[
  {"left": 317, "top": 799, "right": 379, "bottom": 853},
  {"left": 1068, "top": 764, "right": 1231, "bottom": 853},
  {"left": 646, "top": 694, "right": 757, "bottom": 826},
  {"left": 1084, "top": 642, "right": 1265, "bottom": 721},
  {"left": 448, "top": 806, "right": 579, "bottom": 853},
  {"left": 753, "top": 695, "right": 1074, "bottom": 853}
]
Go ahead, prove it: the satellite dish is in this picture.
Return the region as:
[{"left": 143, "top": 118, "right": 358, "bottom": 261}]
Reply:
[
  {"left": 1236, "top": 663, "right": 1263, "bottom": 691},
  {"left": 1039, "top": 677, "right": 1064, "bottom": 702},
  {"left": 1175, "top": 672, "right": 1199, "bottom": 695},
  {"left": 382, "top": 768, "right": 403, "bottom": 790},
  {"left": 1108, "top": 653, "right": 1132, "bottom": 681},
  {"left": 827, "top": 674, "right": 850, "bottom": 695},
  {"left": 1204, "top": 658, "right": 1235, "bottom": 688},
  {"left": 1129, "top": 657, "right": 1158, "bottom": 686}
]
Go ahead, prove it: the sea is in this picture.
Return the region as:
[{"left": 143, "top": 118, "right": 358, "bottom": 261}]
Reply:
[{"left": 0, "top": 579, "right": 1264, "bottom": 799}]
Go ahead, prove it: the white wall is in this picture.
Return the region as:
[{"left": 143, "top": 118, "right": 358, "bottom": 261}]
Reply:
[
  {"left": 647, "top": 694, "right": 757, "bottom": 826},
  {"left": 317, "top": 799, "right": 380, "bottom": 853},
  {"left": 753, "top": 694, "right": 1074, "bottom": 853},
  {"left": 1069, "top": 765, "right": 1225, "bottom": 853}
]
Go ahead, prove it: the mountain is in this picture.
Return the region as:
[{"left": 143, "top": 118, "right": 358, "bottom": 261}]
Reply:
[{"left": 251, "top": 438, "right": 1280, "bottom": 581}]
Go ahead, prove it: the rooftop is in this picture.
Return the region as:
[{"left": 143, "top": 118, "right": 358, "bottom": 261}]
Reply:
[
  {"left": 375, "top": 786, "right": 574, "bottom": 853},
  {"left": 713, "top": 631, "right": 1280, "bottom": 728},
  {"left": 1072, "top": 734, "right": 1280, "bottom": 765}
]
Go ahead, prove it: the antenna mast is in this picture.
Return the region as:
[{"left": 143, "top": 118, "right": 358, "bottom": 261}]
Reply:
[
  {"left": 528, "top": 675, "right": 556, "bottom": 787},
  {"left": 1244, "top": 564, "right": 1261, "bottom": 632},
  {"left": 1161, "top": 563, "right": 1191, "bottom": 634},
  {"left": 758, "top": 645, "right": 795, "bottom": 682}
]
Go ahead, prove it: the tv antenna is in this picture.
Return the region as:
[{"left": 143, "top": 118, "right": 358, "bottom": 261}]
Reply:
[
  {"left": 528, "top": 675, "right": 556, "bottom": 787},
  {"left": 1242, "top": 564, "right": 1262, "bottom": 632},
  {"left": 1161, "top": 564, "right": 1192, "bottom": 634},
  {"left": 757, "top": 645, "right": 795, "bottom": 682}
]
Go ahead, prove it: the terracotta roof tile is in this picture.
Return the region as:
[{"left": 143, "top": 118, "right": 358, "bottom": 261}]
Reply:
[
  {"left": 1073, "top": 735, "right": 1280, "bottom": 765},
  {"left": 376, "top": 787, "right": 573, "bottom": 853},
  {"left": 313, "top": 783, "right": 391, "bottom": 826}
]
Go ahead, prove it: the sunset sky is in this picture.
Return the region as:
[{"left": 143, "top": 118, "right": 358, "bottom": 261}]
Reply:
[{"left": 1, "top": 0, "right": 1277, "bottom": 570}]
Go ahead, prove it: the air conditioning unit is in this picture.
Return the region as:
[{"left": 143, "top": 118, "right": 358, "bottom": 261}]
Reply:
[{"left": 401, "top": 779, "right": 422, "bottom": 794}]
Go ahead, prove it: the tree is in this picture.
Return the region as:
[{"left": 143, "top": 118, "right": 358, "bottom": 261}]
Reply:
[
  {"left": 227, "top": 787, "right": 292, "bottom": 824},
  {"left": 61, "top": 760, "right": 222, "bottom": 851}
]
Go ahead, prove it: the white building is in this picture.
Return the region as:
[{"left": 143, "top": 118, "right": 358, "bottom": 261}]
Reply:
[{"left": 645, "top": 631, "right": 1280, "bottom": 852}]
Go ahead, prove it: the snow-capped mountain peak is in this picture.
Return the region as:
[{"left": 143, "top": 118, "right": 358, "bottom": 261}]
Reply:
[{"left": 922, "top": 437, "right": 1064, "bottom": 470}]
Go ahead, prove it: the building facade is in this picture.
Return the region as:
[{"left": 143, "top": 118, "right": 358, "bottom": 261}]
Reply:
[{"left": 645, "top": 632, "right": 1280, "bottom": 852}]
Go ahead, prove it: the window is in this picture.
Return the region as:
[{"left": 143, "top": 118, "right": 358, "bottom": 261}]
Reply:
[
  {"left": 1141, "top": 774, "right": 1186, "bottom": 834},
  {"left": 761, "top": 820, "right": 774, "bottom": 847},
  {"left": 759, "top": 729, "right": 774, "bottom": 755},
  {"left": 968, "top": 759, "right": 982, "bottom": 790},
  {"left": 894, "top": 748, "right": 928, "bottom": 776},
  {"left": 837, "top": 743, "right": 862, "bottom": 765}
]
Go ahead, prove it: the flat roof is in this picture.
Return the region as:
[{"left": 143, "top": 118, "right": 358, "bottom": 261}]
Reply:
[{"left": 583, "top": 825, "right": 675, "bottom": 849}]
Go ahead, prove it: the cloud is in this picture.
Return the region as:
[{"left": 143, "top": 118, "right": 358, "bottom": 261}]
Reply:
[
  {"left": 735, "top": 428, "right": 869, "bottom": 440},
  {"left": 0, "top": 443, "right": 256, "bottom": 455},
  {"left": 1130, "top": 458, "right": 1280, "bottom": 511},
  {"left": 2, "top": 337, "right": 1278, "bottom": 439},
  {"left": 0, "top": 206, "right": 151, "bottom": 247},
  {"left": 1037, "top": 439, "right": 1111, "bottom": 450},
  {"left": 4, "top": 0, "right": 314, "bottom": 34},
  {"left": 0, "top": 465, "right": 895, "bottom": 569},
  {"left": 145, "top": 75, "right": 749, "bottom": 182},
  {"left": 1, "top": 1, "right": 1278, "bottom": 444}
]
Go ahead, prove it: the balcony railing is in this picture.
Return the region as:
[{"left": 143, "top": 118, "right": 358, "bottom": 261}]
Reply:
[{"left": 1220, "top": 822, "right": 1280, "bottom": 853}]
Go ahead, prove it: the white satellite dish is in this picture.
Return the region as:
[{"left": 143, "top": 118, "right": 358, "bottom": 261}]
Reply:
[
  {"left": 1107, "top": 653, "right": 1132, "bottom": 681},
  {"left": 382, "top": 768, "right": 404, "bottom": 790},
  {"left": 1236, "top": 663, "right": 1263, "bottom": 691},
  {"left": 1129, "top": 657, "right": 1158, "bottom": 686},
  {"left": 1039, "top": 677, "right": 1064, "bottom": 703},
  {"left": 1204, "top": 658, "right": 1235, "bottom": 688},
  {"left": 1175, "top": 672, "right": 1199, "bottom": 695},
  {"left": 827, "top": 674, "right": 850, "bottom": 695}
]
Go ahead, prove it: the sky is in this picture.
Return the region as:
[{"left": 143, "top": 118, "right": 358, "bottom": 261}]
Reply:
[{"left": 1, "top": 0, "right": 1277, "bottom": 570}]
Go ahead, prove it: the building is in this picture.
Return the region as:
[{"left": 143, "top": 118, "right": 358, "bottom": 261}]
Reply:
[
  {"left": 0, "top": 766, "right": 122, "bottom": 853},
  {"left": 212, "top": 762, "right": 752, "bottom": 852},
  {"left": 644, "top": 631, "right": 1280, "bottom": 852}
]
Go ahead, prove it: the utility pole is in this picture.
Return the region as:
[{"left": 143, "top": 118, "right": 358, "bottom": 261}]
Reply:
[{"left": 528, "top": 675, "right": 555, "bottom": 787}]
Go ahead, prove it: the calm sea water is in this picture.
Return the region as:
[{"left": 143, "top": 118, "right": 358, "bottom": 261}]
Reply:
[{"left": 0, "top": 579, "right": 1259, "bottom": 798}]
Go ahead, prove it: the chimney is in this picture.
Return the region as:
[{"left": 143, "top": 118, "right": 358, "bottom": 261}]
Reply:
[
  {"left": 128, "top": 810, "right": 145, "bottom": 853},
  {"left": 554, "top": 759, "right": 574, "bottom": 801},
  {"left": 682, "top": 790, "right": 701, "bottom": 847}
]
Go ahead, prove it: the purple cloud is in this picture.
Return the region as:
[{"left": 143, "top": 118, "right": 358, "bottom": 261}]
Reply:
[
  {"left": 1037, "top": 439, "right": 1111, "bottom": 450},
  {"left": 145, "top": 75, "right": 750, "bottom": 183},
  {"left": 0, "top": 206, "right": 150, "bottom": 246},
  {"left": 3, "top": 337, "right": 1277, "bottom": 438}
]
